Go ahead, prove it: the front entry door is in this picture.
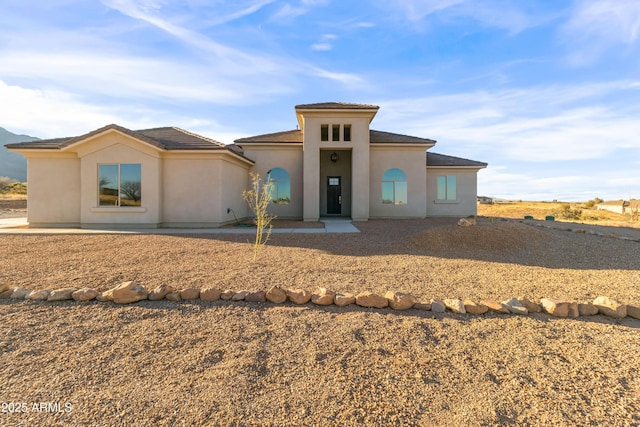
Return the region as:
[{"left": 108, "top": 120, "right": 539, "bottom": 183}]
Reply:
[{"left": 327, "top": 176, "right": 342, "bottom": 215}]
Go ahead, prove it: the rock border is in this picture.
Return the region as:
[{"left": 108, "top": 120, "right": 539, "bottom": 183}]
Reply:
[{"left": 1, "top": 282, "right": 638, "bottom": 321}]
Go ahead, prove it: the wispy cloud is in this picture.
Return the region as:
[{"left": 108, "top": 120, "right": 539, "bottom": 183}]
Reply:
[
  {"left": 375, "top": 81, "right": 640, "bottom": 162},
  {"left": 378, "top": 0, "right": 551, "bottom": 34},
  {"left": 101, "top": 0, "right": 362, "bottom": 87},
  {"left": 311, "top": 33, "right": 337, "bottom": 51},
  {"left": 560, "top": 0, "right": 640, "bottom": 64}
]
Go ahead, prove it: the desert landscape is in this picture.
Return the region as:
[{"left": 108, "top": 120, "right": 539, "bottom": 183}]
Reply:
[{"left": 1, "top": 213, "right": 639, "bottom": 425}]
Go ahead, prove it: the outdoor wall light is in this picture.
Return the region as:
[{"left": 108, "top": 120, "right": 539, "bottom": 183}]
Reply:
[{"left": 330, "top": 152, "right": 339, "bottom": 163}]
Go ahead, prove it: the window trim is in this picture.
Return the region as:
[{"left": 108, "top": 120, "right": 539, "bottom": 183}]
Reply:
[
  {"left": 267, "top": 167, "right": 291, "bottom": 205},
  {"left": 382, "top": 168, "right": 408, "bottom": 205},
  {"left": 436, "top": 175, "right": 457, "bottom": 201},
  {"left": 98, "top": 163, "right": 142, "bottom": 208},
  {"left": 320, "top": 124, "right": 329, "bottom": 141},
  {"left": 343, "top": 124, "right": 351, "bottom": 141}
]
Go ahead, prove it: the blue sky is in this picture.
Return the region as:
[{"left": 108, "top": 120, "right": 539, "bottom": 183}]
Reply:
[{"left": 1, "top": 0, "right": 639, "bottom": 201}]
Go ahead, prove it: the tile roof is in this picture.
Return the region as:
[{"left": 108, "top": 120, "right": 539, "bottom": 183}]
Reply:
[
  {"left": 295, "top": 102, "right": 380, "bottom": 110},
  {"left": 5, "top": 124, "right": 241, "bottom": 153},
  {"left": 235, "top": 129, "right": 303, "bottom": 144},
  {"left": 370, "top": 130, "right": 435, "bottom": 144},
  {"left": 427, "top": 152, "right": 488, "bottom": 168},
  {"left": 235, "top": 129, "right": 435, "bottom": 145}
]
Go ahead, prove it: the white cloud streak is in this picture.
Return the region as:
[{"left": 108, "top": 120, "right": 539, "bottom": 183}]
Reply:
[
  {"left": 560, "top": 0, "right": 640, "bottom": 64},
  {"left": 375, "top": 81, "right": 640, "bottom": 162}
]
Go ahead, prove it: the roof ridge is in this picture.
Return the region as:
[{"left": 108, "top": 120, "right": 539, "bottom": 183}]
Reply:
[{"left": 170, "top": 127, "right": 225, "bottom": 147}]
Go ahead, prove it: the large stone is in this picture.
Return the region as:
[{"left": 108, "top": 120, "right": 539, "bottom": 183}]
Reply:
[
  {"left": 10, "top": 287, "right": 30, "bottom": 299},
  {"left": 165, "top": 292, "right": 181, "bottom": 301},
  {"left": 413, "top": 302, "right": 432, "bottom": 311},
  {"left": 464, "top": 300, "right": 488, "bottom": 315},
  {"left": 458, "top": 216, "right": 476, "bottom": 227},
  {"left": 27, "top": 289, "right": 51, "bottom": 300},
  {"left": 47, "top": 288, "right": 77, "bottom": 301},
  {"left": 385, "top": 290, "right": 416, "bottom": 311},
  {"left": 540, "top": 298, "right": 578, "bottom": 318},
  {"left": 355, "top": 291, "right": 388, "bottom": 309},
  {"left": 96, "top": 288, "right": 114, "bottom": 302},
  {"left": 627, "top": 305, "right": 640, "bottom": 320},
  {"left": 111, "top": 281, "right": 148, "bottom": 304},
  {"left": 200, "top": 287, "right": 222, "bottom": 302},
  {"left": 430, "top": 299, "right": 446, "bottom": 313},
  {"left": 0, "top": 288, "right": 15, "bottom": 299},
  {"left": 148, "top": 284, "right": 175, "bottom": 301},
  {"left": 179, "top": 287, "right": 200, "bottom": 300},
  {"left": 578, "top": 303, "right": 599, "bottom": 316},
  {"left": 220, "top": 290, "right": 235, "bottom": 300},
  {"left": 593, "top": 296, "right": 627, "bottom": 318},
  {"left": 72, "top": 288, "right": 99, "bottom": 301},
  {"left": 245, "top": 290, "right": 266, "bottom": 303},
  {"left": 266, "top": 286, "right": 287, "bottom": 304},
  {"left": 480, "top": 300, "right": 510, "bottom": 314},
  {"left": 518, "top": 297, "right": 542, "bottom": 313},
  {"left": 312, "top": 288, "right": 336, "bottom": 306},
  {"left": 502, "top": 298, "right": 528, "bottom": 315},
  {"left": 287, "top": 289, "right": 312, "bottom": 305},
  {"left": 444, "top": 299, "right": 466, "bottom": 314},
  {"left": 334, "top": 293, "right": 355, "bottom": 307},
  {"left": 232, "top": 290, "right": 249, "bottom": 301}
]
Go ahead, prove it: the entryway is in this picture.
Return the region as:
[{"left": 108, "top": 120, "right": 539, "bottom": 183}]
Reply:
[{"left": 319, "top": 149, "right": 351, "bottom": 217}]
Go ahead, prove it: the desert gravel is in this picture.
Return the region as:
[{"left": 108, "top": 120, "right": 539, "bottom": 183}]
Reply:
[{"left": 1, "top": 218, "right": 639, "bottom": 425}]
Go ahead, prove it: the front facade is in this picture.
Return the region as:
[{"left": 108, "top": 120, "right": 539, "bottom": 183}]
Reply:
[{"left": 6, "top": 102, "right": 487, "bottom": 228}]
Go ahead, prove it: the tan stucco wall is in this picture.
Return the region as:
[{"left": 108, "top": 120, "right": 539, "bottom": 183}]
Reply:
[
  {"left": 300, "top": 113, "right": 371, "bottom": 221},
  {"left": 369, "top": 146, "right": 428, "bottom": 218},
  {"left": 162, "top": 157, "right": 221, "bottom": 227},
  {"left": 426, "top": 168, "right": 479, "bottom": 216},
  {"left": 241, "top": 145, "right": 303, "bottom": 219},
  {"left": 220, "top": 158, "right": 252, "bottom": 223},
  {"left": 26, "top": 155, "right": 81, "bottom": 227},
  {"left": 78, "top": 134, "right": 162, "bottom": 228},
  {"left": 162, "top": 154, "right": 252, "bottom": 227}
]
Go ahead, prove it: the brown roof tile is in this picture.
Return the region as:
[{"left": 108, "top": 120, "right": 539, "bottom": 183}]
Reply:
[
  {"left": 235, "top": 130, "right": 303, "bottom": 144},
  {"left": 235, "top": 129, "right": 436, "bottom": 145},
  {"left": 427, "top": 152, "right": 488, "bottom": 168},
  {"left": 370, "top": 130, "right": 435, "bottom": 144},
  {"left": 5, "top": 124, "right": 245, "bottom": 154}
]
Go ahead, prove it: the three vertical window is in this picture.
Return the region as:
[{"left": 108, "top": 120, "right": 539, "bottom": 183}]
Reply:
[
  {"left": 437, "top": 176, "right": 457, "bottom": 201},
  {"left": 320, "top": 124, "right": 352, "bottom": 142},
  {"left": 382, "top": 168, "right": 408, "bottom": 205},
  {"left": 98, "top": 164, "right": 142, "bottom": 207}
]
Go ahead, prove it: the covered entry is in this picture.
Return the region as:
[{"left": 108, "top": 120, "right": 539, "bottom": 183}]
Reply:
[{"left": 320, "top": 149, "right": 351, "bottom": 217}]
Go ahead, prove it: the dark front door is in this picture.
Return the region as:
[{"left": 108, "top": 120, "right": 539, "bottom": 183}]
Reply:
[{"left": 327, "top": 176, "right": 342, "bottom": 215}]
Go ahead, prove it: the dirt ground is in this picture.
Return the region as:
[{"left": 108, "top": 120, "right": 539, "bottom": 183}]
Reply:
[
  {"left": 1, "top": 219, "right": 639, "bottom": 425},
  {"left": 0, "top": 197, "right": 26, "bottom": 219}
]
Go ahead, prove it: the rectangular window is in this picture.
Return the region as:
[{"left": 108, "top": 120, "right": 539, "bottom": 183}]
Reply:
[
  {"left": 332, "top": 124, "right": 340, "bottom": 141},
  {"left": 321, "top": 124, "right": 329, "bottom": 141},
  {"left": 99, "top": 164, "right": 142, "bottom": 207},
  {"left": 343, "top": 124, "right": 351, "bottom": 141},
  {"left": 437, "top": 175, "right": 456, "bottom": 201}
]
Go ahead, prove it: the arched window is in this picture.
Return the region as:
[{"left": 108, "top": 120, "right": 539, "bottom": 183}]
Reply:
[
  {"left": 382, "top": 168, "right": 407, "bottom": 205},
  {"left": 267, "top": 168, "right": 291, "bottom": 204}
]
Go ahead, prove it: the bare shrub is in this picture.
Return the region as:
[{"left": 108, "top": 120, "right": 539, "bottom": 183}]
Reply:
[{"left": 242, "top": 172, "right": 275, "bottom": 262}]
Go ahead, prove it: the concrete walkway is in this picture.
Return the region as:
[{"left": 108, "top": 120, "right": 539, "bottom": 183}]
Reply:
[{"left": 0, "top": 217, "right": 360, "bottom": 234}]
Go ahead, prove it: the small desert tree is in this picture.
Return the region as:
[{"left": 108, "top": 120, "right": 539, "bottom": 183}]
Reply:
[{"left": 242, "top": 172, "right": 275, "bottom": 262}]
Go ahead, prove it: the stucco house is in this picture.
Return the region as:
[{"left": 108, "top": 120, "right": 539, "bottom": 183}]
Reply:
[
  {"left": 596, "top": 199, "right": 640, "bottom": 215},
  {"left": 5, "top": 102, "right": 487, "bottom": 228}
]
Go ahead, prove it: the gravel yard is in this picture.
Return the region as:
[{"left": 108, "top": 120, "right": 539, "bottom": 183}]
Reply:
[{"left": 1, "top": 218, "right": 639, "bottom": 425}]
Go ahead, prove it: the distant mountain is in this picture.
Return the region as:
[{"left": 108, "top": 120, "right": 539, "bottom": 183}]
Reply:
[{"left": 0, "top": 127, "right": 39, "bottom": 181}]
